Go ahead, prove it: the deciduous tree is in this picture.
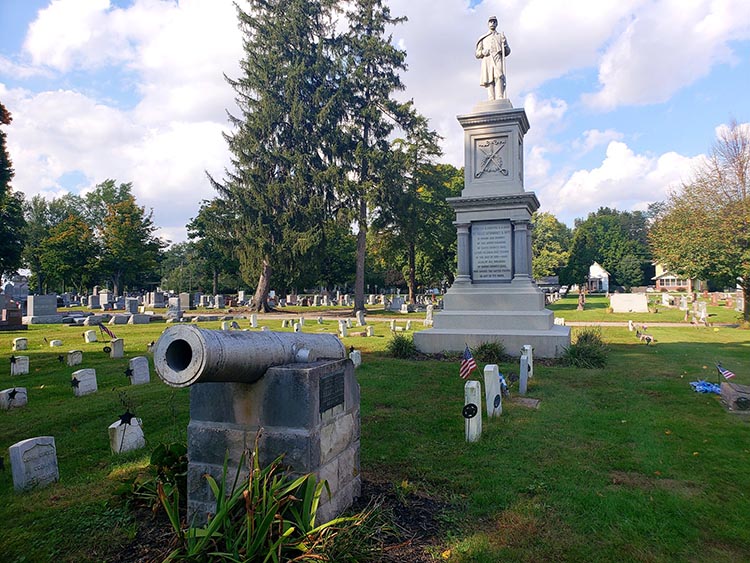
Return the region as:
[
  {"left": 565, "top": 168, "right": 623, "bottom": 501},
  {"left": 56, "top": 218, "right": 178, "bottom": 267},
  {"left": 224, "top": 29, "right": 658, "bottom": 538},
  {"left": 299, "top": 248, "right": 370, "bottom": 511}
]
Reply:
[
  {"left": 650, "top": 120, "right": 749, "bottom": 321},
  {"left": 0, "top": 102, "right": 26, "bottom": 279},
  {"left": 531, "top": 212, "right": 571, "bottom": 280}
]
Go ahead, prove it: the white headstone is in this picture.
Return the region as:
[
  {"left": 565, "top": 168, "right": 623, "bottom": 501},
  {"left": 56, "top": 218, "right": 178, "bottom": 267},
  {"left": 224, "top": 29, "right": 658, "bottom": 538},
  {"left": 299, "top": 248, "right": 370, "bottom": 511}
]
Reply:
[
  {"left": 49, "top": 339, "right": 63, "bottom": 347},
  {"left": 521, "top": 345, "right": 534, "bottom": 378},
  {"left": 349, "top": 349, "right": 362, "bottom": 368},
  {"left": 221, "top": 321, "right": 231, "bottom": 330},
  {"left": 11, "top": 356, "right": 29, "bottom": 376},
  {"left": 0, "top": 387, "right": 28, "bottom": 410},
  {"left": 108, "top": 417, "right": 146, "bottom": 454},
  {"left": 368, "top": 294, "right": 377, "bottom": 305},
  {"left": 128, "top": 314, "right": 151, "bottom": 325},
  {"left": 261, "top": 326, "right": 270, "bottom": 331},
  {"left": 356, "top": 310, "right": 366, "bottom": 326},
  {"left": 110, "top": 314, "right": 130, "bottom": 325},
  {"left": 339, "top": 320, "right": 348, "bottom": 338},
  {"left": 12, "top": 337, "right": 27, "bottom": 351},
  {"left": 250, "top": 314, "right": 258, "bottom": 328},
  {"left": 293, "top": 322, "right": 301, "bottom": 333},
  {"left": 9, "top": 436, "right": 59, "bottom": 491},
  {"left": 389, "top": 319, "right": 396, "bottom": 331},
  {"left": 317, "top": 316, "right": 323, "bottom": 324},
  {"left": 424, "top": 304, "right": 434, "bottom": 327},
  {"left": 129, "top": 356, "right": 150, "bottom": 385},
  {"left": 67, "top": 350, "right": 83, "bottom": 367},
  {"left": 72, "top": 368, "right": 98, "bottom": 397},
  {"left": 519, "top": 355, "right": 529, "bottom": 396},
  {"left": 346, "top": 318, "right": 352, "bottom": 328},
  {"left": 405, "top": 320, "right": 412, "bottom": 331},
  {"left": 628, "top": 320, "right": 634, "bottom": 332},
  {"left": 366, "top": 326, "right": 375, "bottom": 337},
  {"left": 281, "top": 319, "right": 289, "bottom": 328},
  {"left": 84, "top": 330, "right": 98, "bottom": 343},
  {"left": 483, "top": 364, "right": 502, "bottom": 418},
  {"left": 464, "top": 380, "right": 482, "bottom": 443},
  {"left": 110, "top": 338, "right": 124, "bottom": 359},
  {"left": 299, "top": 317, "right": 305, "bottom": 326},
  {"left": 553, "top": 317, "right": 565, "bottom": 326}
]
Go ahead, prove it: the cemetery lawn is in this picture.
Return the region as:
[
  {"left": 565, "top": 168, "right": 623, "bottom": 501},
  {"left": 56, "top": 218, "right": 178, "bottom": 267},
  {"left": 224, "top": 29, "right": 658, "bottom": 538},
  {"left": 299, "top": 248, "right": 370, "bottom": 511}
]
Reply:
[{"left": 1, "top": 319, "right": 749, "bottom": 562}]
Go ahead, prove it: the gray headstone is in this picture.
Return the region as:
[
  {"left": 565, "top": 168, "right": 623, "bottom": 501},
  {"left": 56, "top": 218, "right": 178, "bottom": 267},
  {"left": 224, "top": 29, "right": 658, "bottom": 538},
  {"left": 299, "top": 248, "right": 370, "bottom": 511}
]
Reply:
[
  {"left": 27, "top": 294, "right": 57, "bottom": 316},
  {"left": 12, "top": 337, "right": 27, "bottom": 351},
  {"left": 110, "top": 338, "right": 124, "bottom": 359},
  {"left": 129, "top": 356, "right": 150, "bottom": 385},
  {"left": 483, "top": 364, "right": 502, "bottom": 417},
  {"left": 519, "top": 355, "right": 529, "bottom": 396},
  {"left": 0, "top": 387, "right": 28, "bottom": 410},
  {"left": 9, "top": 436, "right": 59, "bottom": 490},
  {"left": 84, "top": 329, "right": 98, "bottom": 343},
  {"left": 465, "top": 381, "right": 482, "bottom": 442},
  {"left": 109, "top": 417, "right": 146, "bottom": 454},
  {"left": 67, "top": 350, "right": 83, "bottom": 367},
  {"left": 72, "top": 368, "right": 98, "bottom": 397},
  {"left": 11, "top": 356, "right": 29, "bottom": 376}
]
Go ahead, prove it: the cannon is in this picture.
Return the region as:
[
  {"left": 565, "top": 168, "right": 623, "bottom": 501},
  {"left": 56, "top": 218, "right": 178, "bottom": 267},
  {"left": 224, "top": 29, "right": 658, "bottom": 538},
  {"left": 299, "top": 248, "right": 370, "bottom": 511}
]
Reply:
[
  {"left": 153, "top": 325, "right": 360, "bottom": 525},
  {"left": 154, "top": 324, "right": 347, "bottom": 386}
]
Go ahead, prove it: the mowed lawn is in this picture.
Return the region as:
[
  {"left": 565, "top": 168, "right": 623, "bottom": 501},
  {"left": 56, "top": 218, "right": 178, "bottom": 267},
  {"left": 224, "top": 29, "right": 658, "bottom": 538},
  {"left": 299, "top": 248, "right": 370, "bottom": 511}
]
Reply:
[{"left": 0, "top": 310, "right": 749, "bottom": 562}]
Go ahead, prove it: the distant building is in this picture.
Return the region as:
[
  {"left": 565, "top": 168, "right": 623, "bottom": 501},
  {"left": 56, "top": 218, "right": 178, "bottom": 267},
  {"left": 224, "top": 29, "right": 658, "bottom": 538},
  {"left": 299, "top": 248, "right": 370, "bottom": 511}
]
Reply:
[
  {"left": 587, "top": 262, "right": 609, "bottom": 293},
  {"left": 651, "top": 263, "right": 706, "bottom": 292}
]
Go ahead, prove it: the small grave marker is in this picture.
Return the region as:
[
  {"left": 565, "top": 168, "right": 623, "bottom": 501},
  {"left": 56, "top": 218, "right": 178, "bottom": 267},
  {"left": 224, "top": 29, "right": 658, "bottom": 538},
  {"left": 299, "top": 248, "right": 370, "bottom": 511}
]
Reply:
[
  {"left": 366, "top": 326, "right": 375, "bottom": 337},
  {"left": 110, "top": 338, "right": 124, "bottom": 359},
  {"left": 67, "top": 350, "right": 83, "bottom": 367},
  {"left": 10, "top": 355, "right": 29, "bottom": 376},
  {"left": 9, "top": 436, "right": 59, "bottom": 491},
  {"left": 128, "top": 357, "right": 150, "bottom": 385},
  {"left": 519, "top": 355, "right": 529, "bottom": 396},
  {"left": 521, "top": 345, "right": 534, "bottom": 378},
  {"left": 0, "top": 387, "right": 28, "bottom": 410},
  {"left": 483, "top": 364, "right": 502, "bottom": 418},
  {"left": 464, "top": 381, "right": 482, "bottom": 442},
  {"left": 49, "top": 339, "right": 63, "bottom": 347},
  {"left": 108, "top": 413, "right": 146, "bottom": 454},
  {"left": 84, "top": 330, "right": 97, "bottom": 343},
  {"left": 349, "top": 349, "right": 362, "bottom": 368},
  {"left": 12, "top": 337, "right": 27, "bottom": 351},
  {"left": 71, "top": 368, "right": 98, "bottom": 397},
  {"left": 250, "top": 314, "right": 258, "bottom": 328}
]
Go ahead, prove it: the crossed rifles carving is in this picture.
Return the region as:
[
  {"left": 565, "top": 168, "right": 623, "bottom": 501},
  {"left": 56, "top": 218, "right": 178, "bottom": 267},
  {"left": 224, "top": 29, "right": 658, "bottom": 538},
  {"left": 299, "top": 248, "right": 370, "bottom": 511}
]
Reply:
[{"left": 476, "top": 139, "right": 509, "bottom": 178}]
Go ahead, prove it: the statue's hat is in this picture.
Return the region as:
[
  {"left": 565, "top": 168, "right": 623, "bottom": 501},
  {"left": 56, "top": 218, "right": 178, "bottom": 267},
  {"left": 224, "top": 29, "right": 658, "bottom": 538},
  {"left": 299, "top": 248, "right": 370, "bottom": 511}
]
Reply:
[{"left": 488, "top": 15, "right": 498, "bottom": 22}]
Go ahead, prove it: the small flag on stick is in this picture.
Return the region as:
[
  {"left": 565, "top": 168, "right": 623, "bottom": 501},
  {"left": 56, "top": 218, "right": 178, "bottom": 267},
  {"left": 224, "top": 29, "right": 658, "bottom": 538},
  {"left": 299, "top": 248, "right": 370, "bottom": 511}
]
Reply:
[
  {"left": 460, "top": 345, "right": 477, "bottom": 379},
  {"left": 98, "top": 323, "right": 116, "bottom": 340},
  {"left": 717, "top": 363, "right": 735, "bottom": 380}
]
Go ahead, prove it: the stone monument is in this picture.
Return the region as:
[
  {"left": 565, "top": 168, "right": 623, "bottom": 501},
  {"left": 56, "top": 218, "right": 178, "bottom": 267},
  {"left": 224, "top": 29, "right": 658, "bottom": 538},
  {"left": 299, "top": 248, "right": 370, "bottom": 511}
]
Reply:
[{"left": 414, "top": 20, "right": 569, "bottom": 358}]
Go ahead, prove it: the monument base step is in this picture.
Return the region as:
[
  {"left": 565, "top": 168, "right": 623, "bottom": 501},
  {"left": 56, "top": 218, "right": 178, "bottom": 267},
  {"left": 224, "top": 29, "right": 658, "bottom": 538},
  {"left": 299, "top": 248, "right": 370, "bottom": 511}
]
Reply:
[
  {"left": 414, "top": 326, "right": 571, "bottom": 358},
  {"left": 433, "top": 309, "right": 554, "bottom": 331}
]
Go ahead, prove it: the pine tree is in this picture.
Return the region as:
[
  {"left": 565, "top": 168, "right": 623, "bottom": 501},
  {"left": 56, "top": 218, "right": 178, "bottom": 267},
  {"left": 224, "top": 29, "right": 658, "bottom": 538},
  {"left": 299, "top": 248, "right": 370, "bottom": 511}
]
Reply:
[
  {"left": 0, "top": 102, "right": 27, "bottom": 278},
  {"left": 340, "top": 0, "right": 408, "bottom": 312},
  {"left": 210, "top": 0, "right": 342, "bottom": 311}
]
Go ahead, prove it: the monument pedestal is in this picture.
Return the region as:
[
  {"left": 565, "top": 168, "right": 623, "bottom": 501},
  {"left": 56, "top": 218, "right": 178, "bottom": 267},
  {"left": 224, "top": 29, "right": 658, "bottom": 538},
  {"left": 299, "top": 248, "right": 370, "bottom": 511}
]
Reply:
[{"left": 414, "top": 101, "right": 569, "bottom": 358}]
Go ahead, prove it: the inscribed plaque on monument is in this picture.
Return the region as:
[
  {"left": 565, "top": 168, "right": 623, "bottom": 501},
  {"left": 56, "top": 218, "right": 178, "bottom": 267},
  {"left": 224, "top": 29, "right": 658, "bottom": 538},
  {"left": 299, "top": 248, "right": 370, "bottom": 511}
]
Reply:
[
  {"left": 319, "top": 370, "right": 345, "bottom": 413},
  {"left": 471, "top": 221, "right": 512, "bottom": 282},
  {"left": 473, "top": 136, "right": 509, "bottom": 179}
]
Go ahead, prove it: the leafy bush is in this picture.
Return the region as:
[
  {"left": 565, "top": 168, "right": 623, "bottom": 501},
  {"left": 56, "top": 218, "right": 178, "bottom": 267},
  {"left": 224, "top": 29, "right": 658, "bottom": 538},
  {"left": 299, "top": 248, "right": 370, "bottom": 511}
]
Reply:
[
  {"left": 116, "top": 441, "right": 187, "bottom": 513},
  {"left": 561, "top": 327, "right": 609, "bottom": 368},
  {"left": 471, "top": 340, "right": 508, "bottom": 364},
  {"left": 387, "top": 333, "right": 417, "bottom": 359}
]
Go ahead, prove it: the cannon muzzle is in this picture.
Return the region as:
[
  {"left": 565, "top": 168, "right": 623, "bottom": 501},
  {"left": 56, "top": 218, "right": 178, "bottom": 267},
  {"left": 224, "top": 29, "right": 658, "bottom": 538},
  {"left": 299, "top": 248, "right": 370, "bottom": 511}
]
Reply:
[{"left": 154, "top": 324, "right": 346, "bottom": 388}]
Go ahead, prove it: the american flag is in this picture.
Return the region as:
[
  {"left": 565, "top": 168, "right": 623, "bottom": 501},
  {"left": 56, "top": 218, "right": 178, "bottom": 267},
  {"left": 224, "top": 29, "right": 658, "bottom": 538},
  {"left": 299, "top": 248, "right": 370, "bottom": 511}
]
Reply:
[
  {"left": 460, "top": 345, "right": 478, "bottom": 379},
  {"left": 98, "top": 323, "right": 116, "bottom": 340},
  {"left": 717, "top": 363, "right": 735, "bottom": 380}
]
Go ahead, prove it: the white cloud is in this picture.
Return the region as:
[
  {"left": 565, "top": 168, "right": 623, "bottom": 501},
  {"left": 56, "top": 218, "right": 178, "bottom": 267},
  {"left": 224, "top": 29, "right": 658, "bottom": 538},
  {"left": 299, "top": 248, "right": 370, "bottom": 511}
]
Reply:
[
  {"left": 574, "top": 129, "right": 625, "bottom": 154},
  {"left": 583, "top": 0, "right": 750, "bottom": 109},
  {"left": 539, "top": 141, "right": 702, "bottom": 222}
]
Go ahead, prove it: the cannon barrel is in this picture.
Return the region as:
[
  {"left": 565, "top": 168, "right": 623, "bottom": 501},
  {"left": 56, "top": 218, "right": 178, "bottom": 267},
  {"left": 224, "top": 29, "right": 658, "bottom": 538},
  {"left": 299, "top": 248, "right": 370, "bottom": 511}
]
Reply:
[{"left": 153, "top": 325, "right": 346, "bottom": 388}]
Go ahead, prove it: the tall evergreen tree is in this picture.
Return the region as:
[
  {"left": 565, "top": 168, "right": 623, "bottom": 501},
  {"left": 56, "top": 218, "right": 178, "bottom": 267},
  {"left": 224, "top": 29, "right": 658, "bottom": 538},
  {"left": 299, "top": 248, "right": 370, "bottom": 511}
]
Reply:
[
  {"left": 211, "top": 0, "right": 341, "bottom": 311},
  {"left": 0, "top": 102, "right": 26, "bottom": 278},
  {"left": 341, "top": 0, "right": 408, "bottom": 311},
  {"left": 187, "top": 199, "right": 240, "bottom": 296}
]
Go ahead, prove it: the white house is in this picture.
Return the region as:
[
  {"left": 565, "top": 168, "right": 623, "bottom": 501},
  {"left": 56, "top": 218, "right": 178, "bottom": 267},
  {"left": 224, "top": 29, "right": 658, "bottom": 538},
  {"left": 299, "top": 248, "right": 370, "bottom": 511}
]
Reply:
[{"left": 587, "top": 262, "right": 610, "bottom": 293}]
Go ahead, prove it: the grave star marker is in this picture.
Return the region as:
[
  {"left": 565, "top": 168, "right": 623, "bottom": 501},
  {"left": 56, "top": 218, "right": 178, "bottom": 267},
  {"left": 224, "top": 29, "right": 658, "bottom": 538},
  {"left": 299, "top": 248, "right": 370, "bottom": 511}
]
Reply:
[
  {"left": 70, "top": 378, "right": 80, "bottom": 388},
  {"left": 119, "top": 411, "right": 136, "bottom": 426}
]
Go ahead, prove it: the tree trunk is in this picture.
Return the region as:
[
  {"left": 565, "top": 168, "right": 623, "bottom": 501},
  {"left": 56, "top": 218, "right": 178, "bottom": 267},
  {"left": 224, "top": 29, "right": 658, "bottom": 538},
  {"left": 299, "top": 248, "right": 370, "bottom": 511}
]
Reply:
[
  {"left": 112, "top": 275, "right": 120, "bottom": 299},
  {"left": 408, "top": 240, "right": 416, "bottom": 303},
  {"left": 354, "top": 196, "right": 367, "bottom": 312},
  {"left": 251, "top": 257, "right": 272, "bottom": 313},
  {"left": 743, "top": 283, "right": 750, "bottom": 323},
  {"left": 212, "top": 267, "right": 219, "bottom": 296}
]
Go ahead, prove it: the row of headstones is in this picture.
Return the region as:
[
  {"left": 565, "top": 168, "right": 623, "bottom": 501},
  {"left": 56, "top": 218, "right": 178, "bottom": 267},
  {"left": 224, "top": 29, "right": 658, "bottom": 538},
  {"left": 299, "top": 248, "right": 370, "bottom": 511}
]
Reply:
[
  {"left": 464, "top": 346, "right": 534, "bottom": 443},
  {"left": 7, "top": 415, "right": 147, "bottom": 492}
]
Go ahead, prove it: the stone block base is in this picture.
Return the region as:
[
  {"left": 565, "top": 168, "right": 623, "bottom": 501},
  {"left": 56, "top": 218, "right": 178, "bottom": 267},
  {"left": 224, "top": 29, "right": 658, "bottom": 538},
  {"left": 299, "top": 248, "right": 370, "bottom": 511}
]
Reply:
[
  {"left": 414, "top": 325, "right": 570, "bottom": 358},
  {"left": 22, "top": 315, "right": 63, "bottom": 325},
  {"left": 721, "top": 382, "right": 750, "bottom": 414}
]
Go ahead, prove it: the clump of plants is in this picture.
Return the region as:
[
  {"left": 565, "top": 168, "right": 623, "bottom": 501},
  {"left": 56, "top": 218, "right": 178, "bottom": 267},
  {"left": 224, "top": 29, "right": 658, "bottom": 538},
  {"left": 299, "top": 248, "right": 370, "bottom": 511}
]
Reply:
[
  {"left": 561, "top": 327, "right": 609, "bottom": 368},
  {"left": 387, "top": 333, "right": 417, "bottom": 359},
  {"left": 117, "top": 441, "right": 188, "bottom": 514},
  {"left": 471, "top": 341, "right": 508, "bottom": 364},
  {"left": 159, "top": 437, "right": 386, "bottom": 562}
]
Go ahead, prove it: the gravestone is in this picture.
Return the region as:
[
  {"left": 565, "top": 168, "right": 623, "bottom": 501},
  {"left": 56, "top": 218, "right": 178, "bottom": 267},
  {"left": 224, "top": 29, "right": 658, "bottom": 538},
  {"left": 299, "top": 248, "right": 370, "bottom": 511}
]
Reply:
[
  {"left": 293, "top": 322, "right": 302, "bottom": 333},
  {"left": 125, "top": 298, "right": 139, "bottom": 314},
  {"left": 128, "top": 314, "right": 150, "bottom": 324},
  {"left": 464, "top": 380, "right": 482, "bottom": 442},
  {"left": 414, "top": 68, "right": 569, "bottom": 358},
  {"left": 338, "top": 321, "right": 348, "bottom": 338},
  {"left": 405, "top": 320, "right": 412, "bottom": 331},
  {"left": 521, "top": 344, "right": 534, "bottom": 378},
  {"left": 12, "top": 337, "right": 27, "bottom": 351},
  {"left": 366, "top": 326, "right": 375, "bottom": 337},
  {"left": 345, "top": 319, "right": 352, "bottom": 329},
  {"left": 356, "top": 310, "right": 366, "bottom": 326},
  {"left": 167, "top": 298, "right": 182, "bottom": 321},
  {"left": 299, "top": 317, "right": 305, "bottom": 326},
  {"left": 214, "top": 295, "right": 225, "bottom": 309},
  {"left": 237, "top": 290, "right": 246, "bottom": 303},
  {"left": 84, "top": 330, "right": 98, "bottom": 343},
  {"left": 109, "top": 314, "right": 130, "bottom": 325},
  {"left": 389, "top": 297, "right": 404, "bottom": 311},
  {"left": 67, "top": 350, "right": 83, "bottom": 367},
  {"left": 71, "top": 368, "right": 98, "bottom": 397},
  {"left": 368, "top": 294, "right": 377, "bottom": 305},
  {"left": 109, "top": 416, "right": 146, "bottom": 454},
  {"left": 313, "top": 295, "right": 322, "bottom": 307},
  {"left": 9, "top": 436, "right": 59, "bottom": 491},
  {"left": 317, "top": 316, "right": 323, "bottom": 324},
  {"left": 698, "top": 302, "right": 707, "bottom": 317},
  {"left": 88, "top": 295, "right": 101, "bottom": 309},
  {"left": 281, "top": 319, "right": 289, "bottom": 328},
  {"left": 519, "top": 355, "right": 529, "bottom": 396},
  {"left": 389, "top": 320, "right": 396, "bottom": 331},
  {"left": 1, "top": 387, "right": 28, "bottom": 410},
  {"left": 679, "top": 296, "right": 688, "bottom": 311},
  {"left": 424, "top": 304, "right": 434, "bottom": 327},
  {"left": 483, "top": 364, "right": 502, "bottom": 417},
  {"left": 322, "top": 295, "right": 331, "bottom": 307},
  {"left": 23, "top": 294, "right": 63, "bottom": 324},
  {"left": 129, "top": 357, "right": 150, "bottom": 385},
  {"left": 179, "top": 292, "right": 192, "bottom": 311},
  {"left": 250, "top": 314, "right": 258, "bottom": 328},
  {"left": 221, "top": 321, "right": 231, "bottom": 330},
  {"left": 628, "top": 320, "right": 634, "bottom": 332},
  {"left": 349, "top": 349, "right": 362, "bottom": 368},
  {"left": 110, "top": 338, "right": 124, "bottom": 359},
  {"left": 49, "top": 339, "right": 63, "bottom": 347},
  {"left": 1, "top": 300, "right": 25, "bottom": 330},
  {"left": 11, "top": 356, "right": 29, "bottom": 376},
  {"left": 610, "top": 294, "right": 648, "bottom": 313}
]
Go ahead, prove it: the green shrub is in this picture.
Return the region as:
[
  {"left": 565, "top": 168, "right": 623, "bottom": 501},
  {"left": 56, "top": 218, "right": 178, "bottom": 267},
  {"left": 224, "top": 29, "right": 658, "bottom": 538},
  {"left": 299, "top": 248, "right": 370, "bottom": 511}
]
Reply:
[
  {"left": 387, "top": 333, "right": 417, "bottom": 359},
  {"left": 471, "top": 340, "right": 508, "bottom": 364},
  {"left": 561, "top": 327, "right": 608, "bottom": 368}
]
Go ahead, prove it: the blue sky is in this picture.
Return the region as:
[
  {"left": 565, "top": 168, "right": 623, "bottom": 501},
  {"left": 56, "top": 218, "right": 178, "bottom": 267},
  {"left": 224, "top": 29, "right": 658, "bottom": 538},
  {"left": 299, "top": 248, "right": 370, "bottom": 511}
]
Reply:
[{"left": 1, "top": 0, "right": 749, "bottom": 243}]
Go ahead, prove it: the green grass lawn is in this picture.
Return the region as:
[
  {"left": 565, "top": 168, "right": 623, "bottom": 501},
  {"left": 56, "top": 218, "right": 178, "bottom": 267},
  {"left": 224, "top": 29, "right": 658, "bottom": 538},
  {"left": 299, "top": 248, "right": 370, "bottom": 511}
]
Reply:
[{"left": 1, "top": 316, "right": 749, "bottom": 562}]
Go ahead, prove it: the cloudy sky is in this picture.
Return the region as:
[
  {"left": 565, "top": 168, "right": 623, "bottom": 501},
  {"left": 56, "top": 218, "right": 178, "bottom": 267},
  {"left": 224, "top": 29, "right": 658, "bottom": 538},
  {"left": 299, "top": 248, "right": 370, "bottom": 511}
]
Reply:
[{"left": 1, "top": 0, "right": 749, "bottom": 244}]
